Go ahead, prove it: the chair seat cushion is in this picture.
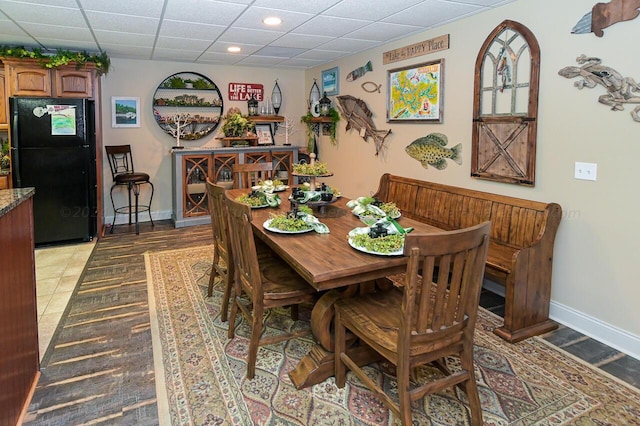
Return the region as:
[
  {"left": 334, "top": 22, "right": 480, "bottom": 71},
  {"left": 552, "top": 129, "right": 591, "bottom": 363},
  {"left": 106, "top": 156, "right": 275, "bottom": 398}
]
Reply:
[{"left": 115, "top": 172, "right": 150, "bottom": 184}]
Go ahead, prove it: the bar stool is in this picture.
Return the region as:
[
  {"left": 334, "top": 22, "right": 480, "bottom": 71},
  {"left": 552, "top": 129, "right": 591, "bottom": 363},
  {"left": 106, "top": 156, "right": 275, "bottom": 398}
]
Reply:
[{"left": 105, "top": 145, "right": 154, "bottom": 235}]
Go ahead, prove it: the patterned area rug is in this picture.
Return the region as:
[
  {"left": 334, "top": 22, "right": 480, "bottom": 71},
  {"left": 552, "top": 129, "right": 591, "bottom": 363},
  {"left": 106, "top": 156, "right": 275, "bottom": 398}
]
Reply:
[{"left": 145, "top": 246, "right": 640, "bottom": 425}]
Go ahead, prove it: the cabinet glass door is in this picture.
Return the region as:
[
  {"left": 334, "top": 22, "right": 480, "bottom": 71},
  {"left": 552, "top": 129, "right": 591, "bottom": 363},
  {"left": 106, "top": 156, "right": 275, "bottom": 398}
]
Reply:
[{"left": 184, "top": 156, "right": 209, "bottom": 216}]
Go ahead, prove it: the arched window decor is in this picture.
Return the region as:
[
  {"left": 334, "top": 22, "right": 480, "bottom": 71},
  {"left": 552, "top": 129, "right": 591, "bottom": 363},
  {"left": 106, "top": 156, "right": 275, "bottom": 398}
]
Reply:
[{"left": 471, "top": 20, "right": 540, "bottom": 186}]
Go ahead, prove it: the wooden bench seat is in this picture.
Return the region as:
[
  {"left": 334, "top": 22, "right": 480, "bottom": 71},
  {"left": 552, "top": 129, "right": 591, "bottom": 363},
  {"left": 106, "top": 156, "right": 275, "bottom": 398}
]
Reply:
[{"left": 373, "top": 173, "right": 562, "bottom": 342}]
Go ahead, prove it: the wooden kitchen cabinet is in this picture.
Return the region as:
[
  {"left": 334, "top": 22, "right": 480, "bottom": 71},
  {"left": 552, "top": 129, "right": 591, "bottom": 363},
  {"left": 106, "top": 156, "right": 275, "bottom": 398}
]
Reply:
[
  {"left": 3, "top": 58, "right": 95, "bottom": 98},
  {"left": 0, "top": 189, "right": 39, "bottom": 425},
  {"left": 0, "top": 67, "right": 7, "bottom": 125}
]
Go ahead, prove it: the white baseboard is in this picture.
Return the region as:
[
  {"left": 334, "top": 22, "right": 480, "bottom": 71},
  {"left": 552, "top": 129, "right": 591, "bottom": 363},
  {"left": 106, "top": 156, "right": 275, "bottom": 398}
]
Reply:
[
  {"left": 104, "top": 209, "right": 173, "bottom": 226},
  {"left": 482, "top": 280, "right": 640, "bottom": 361}
]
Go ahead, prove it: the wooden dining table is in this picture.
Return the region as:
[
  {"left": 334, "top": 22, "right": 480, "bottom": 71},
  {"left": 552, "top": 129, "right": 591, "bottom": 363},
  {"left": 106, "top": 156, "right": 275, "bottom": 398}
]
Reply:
[{"left": 227, "top": 187, "right": 440, "bottom": 389}]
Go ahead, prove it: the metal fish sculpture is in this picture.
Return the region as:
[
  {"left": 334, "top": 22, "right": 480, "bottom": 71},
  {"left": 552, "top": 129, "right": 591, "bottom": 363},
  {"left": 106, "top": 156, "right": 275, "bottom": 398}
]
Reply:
[
  {"left": 346, "top": 61, "right": 373, "bottom": 82},
  {"left": 572, "top": 0, "right": 640, "bottom": 37},
  {"left": 405, "top": 133, "right": 462, "bottom": 170},
  {"left": 336, "top": 95, "right": 392, "bottom": 156}
]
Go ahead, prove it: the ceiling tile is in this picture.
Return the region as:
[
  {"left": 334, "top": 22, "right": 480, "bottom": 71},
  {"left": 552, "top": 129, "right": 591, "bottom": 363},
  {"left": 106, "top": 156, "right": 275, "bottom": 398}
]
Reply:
[
  {"left": 270, "top": 33, "right": 334, "bottom": 49},
  {"left": 324, "top": 0, "right": 425, "bottom": 20},
  {"left": 383, "top": 0, "right": 480, "bottom": 27},
  {"left": 346, "top": 21, "right": 424, "bottom": 42},
  {"left": 232, "top": 7, "right": 313, "bottom": 31},
  {"left": 251, "top": 0, "right": 342, "bottom": 14},
  {"left": 84, "top": 11, "right": 159, "bottom": 34},
  {"left": 78, "top": 0, "right": 165, "bottom": 17},
  {"left": 218, "top": 27, "right": 284, "bottom": 45},
  {"left": 292, "top": 15, "right": 370, "bottom": 38},
  {"left": 318, "top": 37, "right": 380, "bottom": 53},
  {"left": 163, "top": 0, "right": 247, "bottom": 26},
  {"left": 159, "top": 20, "right": 226, "bottom": 41},
  {"left": 0, "top": 1, "right": 86, "bottom": 27},
  {"left": 94, "top": 30, "right": 156, "bottom": 47},
  {"left": 156, "top": 36, "right": 212, "bottom": 51}
]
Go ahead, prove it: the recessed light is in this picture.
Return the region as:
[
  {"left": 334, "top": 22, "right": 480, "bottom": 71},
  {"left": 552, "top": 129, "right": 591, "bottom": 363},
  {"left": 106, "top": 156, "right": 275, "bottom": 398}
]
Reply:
[
  {"left": 263, "top": 16, "right": 282, "bottom": 26},
  {"left": 227, "top": 46, "right": 241, "bottom": 53}
]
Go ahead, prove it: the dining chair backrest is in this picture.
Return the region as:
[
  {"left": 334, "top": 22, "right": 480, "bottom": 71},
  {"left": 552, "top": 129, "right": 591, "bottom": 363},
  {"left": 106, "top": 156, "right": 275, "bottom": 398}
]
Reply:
[
  {"left": 401, "top": 221, "right": 491, "bottom": 341},
  {"left": 334, "top": 220, "right": 491, "bottom": 425},
  {"left": 205, "top": 180, "right": 235, "bottom": 314},
  {"left": 224, "top": 192, "right": 263, "bottom": 299},
  {"left": 232, "top": 162, "right": 273, "bottom": 189}
]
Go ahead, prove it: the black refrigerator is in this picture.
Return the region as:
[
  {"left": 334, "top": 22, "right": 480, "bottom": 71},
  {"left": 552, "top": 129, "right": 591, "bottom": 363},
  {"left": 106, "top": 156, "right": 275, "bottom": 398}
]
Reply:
[{"left": 10, "top": 97, "right": 97, "bottom": 246}]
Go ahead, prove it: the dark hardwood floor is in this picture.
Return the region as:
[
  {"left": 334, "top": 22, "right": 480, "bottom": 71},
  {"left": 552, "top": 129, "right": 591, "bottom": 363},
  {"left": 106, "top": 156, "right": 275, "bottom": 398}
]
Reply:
[{"left": 23, "top": 220, "right": 639, "bottom": 425}]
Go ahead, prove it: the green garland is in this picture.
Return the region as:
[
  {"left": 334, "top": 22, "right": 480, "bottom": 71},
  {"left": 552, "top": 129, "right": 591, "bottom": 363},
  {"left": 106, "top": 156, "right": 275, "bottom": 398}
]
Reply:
[
  {"left": 301, "top": 107, "right": 340, "bottom": 149},
  {"left": 0, "top": 45, "right": 110, "bottom": 75}
]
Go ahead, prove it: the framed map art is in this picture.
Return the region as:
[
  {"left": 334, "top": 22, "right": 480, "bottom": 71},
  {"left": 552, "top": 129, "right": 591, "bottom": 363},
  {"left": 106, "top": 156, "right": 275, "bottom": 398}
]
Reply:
[{"left": 387, "top": 59, "right": 444, "bottom": 123}]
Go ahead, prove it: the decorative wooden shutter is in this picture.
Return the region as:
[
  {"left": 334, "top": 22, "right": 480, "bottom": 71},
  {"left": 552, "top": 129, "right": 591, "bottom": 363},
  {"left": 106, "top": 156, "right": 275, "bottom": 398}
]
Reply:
[{"left": 471, "top": 20, "right": 540, "bottom": 186}]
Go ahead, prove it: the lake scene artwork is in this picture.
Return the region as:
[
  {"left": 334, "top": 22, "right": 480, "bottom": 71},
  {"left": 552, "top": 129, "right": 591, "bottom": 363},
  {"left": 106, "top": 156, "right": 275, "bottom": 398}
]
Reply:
[{"left": 113, "top": 97, "right": 140, "bottom": 127}]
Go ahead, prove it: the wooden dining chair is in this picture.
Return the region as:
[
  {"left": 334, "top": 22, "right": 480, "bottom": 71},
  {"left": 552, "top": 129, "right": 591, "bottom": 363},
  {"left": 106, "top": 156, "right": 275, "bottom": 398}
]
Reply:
[
  {"left": 205, "top": 179, "right": 274, "bottom": 322},
  {"left": 224, "top": 192, "right": 316, "bottom": 379},
  {"left": 232, "top": 162, "right": 273, "bottom": 189},
  {"left": 205, "top": 179, "right": 235, "bottom": 322},
  {"left": 334, "top": 221, "right": 491, "bottom": 426}
]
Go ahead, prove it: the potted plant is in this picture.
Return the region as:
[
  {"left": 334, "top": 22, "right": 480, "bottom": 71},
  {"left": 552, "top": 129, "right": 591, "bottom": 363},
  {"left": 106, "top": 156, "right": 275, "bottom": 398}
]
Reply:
[
  {"left": 301, "top": 107, "right": 340, "bottom": 150},
  {"left": 1, "top": 138, "right": 10, "bottom": 171},
  {"left": 221, "top": 109, "right": 255, "bottom": 138}
]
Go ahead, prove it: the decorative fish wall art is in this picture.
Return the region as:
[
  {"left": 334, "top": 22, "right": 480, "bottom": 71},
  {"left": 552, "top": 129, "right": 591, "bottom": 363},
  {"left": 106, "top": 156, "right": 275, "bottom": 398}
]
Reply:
[
  {"left": 346, "top": 61, "right": 373, "bottom": 82},
  {"left": 405, "top": 133, "right": 462, "bottom": 170},
  {"left": 361, "top": 81, "right": 382, "bottom": 93},
  {"left": 336, "top": 95, "right": 392, "bottom": 156},
  {"left": 572, "top": 0, "right": 640, "bottom": 37},
  {"left": 558, "top": 54, "right": 640, "bottom": 122}
]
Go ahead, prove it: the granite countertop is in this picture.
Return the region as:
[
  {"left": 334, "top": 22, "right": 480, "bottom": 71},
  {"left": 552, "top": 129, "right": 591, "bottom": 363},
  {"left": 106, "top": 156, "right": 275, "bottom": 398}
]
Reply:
[{"left": 0, "top": 188, "right": 35, "bottom": 217}]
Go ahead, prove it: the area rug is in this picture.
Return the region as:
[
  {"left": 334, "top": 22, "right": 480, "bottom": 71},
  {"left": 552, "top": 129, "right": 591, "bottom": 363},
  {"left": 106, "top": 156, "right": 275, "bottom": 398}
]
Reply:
[{"left": 145, "top": 246, "right": 640, "bottom": 425}]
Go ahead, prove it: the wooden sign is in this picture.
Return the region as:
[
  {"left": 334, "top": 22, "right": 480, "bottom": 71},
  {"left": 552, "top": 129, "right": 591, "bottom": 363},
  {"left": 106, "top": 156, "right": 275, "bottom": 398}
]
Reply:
[
  {"left": 383, "top": 34, "right": 450, "bottom": 65},
  {"left": 228, "top": 83, "right": 264, "bottom": 101}
]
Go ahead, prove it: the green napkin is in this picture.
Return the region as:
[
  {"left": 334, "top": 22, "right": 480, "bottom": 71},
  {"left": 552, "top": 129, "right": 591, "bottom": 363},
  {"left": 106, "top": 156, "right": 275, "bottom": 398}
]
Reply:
[
  {"left": 265, "top": 193, "right": 281, "bottom": 207},
  {"left": 299, "top": 212, "right": 330, "bottom": 233}
]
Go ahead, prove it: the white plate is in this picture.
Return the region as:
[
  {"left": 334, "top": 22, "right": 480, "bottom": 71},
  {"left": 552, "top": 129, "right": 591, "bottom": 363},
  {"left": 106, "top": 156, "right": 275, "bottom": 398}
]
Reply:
[
  {"left": 355, "top": 211, "right": 401, "bottom": 220},
  {"left": 251, "top": 204, "right": 270, "bottom": 209},
  {"left": 263, "top": 219, "right": 314, "bottom": 234},
  {"left": 347, "top": 227, "right": 404, "bottom": 256},
  {"left": 251, "top": 185, "right": 289, "bottom": 193}
]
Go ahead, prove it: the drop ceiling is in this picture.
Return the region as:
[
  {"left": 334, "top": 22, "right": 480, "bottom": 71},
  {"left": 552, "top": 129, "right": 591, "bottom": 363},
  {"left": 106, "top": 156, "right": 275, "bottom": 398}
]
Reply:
[{"left": 0, "top": 0, "right": 516, "bottom": 69}]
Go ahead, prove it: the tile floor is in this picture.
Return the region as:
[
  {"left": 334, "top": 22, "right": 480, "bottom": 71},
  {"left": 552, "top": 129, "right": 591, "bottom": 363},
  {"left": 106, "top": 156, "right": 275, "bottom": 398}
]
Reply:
[{"left": 34, "top": 241, "right": 96, "bottom": 360}]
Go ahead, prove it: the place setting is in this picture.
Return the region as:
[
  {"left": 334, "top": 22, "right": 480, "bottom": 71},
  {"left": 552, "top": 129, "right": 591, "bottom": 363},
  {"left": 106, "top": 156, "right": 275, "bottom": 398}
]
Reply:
[
  {"left": 346, "top": 196, "right": 411, "bottom": 256},
  {"left": 235, "top": 188, "right": 281, "bottom": 209},
  {"left": 263, "top": 204, "right": 330, "bottom": 234}
]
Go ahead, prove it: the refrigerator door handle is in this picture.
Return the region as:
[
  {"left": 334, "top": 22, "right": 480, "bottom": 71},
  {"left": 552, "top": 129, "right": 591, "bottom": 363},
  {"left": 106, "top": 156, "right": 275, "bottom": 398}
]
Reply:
[
  {"left": 10, "top": 148, "right": 20, "bottom": 187},
  {"left": 10, "top": 102, "right": 21, "bottom": 187}
]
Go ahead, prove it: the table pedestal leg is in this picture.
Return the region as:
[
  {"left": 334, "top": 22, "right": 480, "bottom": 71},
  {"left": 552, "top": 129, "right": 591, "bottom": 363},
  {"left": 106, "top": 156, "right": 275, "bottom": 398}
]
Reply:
[{"left": 289, "top": 286, "right": 381, "bottom": 389}]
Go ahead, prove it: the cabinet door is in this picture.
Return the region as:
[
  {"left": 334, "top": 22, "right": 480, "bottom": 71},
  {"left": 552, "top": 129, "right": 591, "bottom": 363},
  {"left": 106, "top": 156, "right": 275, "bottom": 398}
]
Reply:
[
  {"left": 271, "top": 150, "right": 293, "bottom": 185},
  {"left": 212, "top": 152, "right": 238, "bottom": 186},
  {"left": 244, "top": 151, "right": 272, "bottom": 164},
  {"left": 7, "top": 65, "right": 52, "bottom": 96},
  {"left": 0, "top": 68, "right": 7, "bottom": 125},
  {"left": 54, "top": 69, "right": 93, "bottom": 98},
  {"left": 183, "top": 156, "right": 210, "bottom": 217}
]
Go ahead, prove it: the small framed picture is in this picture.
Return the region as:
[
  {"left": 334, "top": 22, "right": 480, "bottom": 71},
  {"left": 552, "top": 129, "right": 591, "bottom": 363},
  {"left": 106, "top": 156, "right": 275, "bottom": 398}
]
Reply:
[
  {"left": 111, "top": 96, "right": 141, "bottom": 128},
  {"left": 255, "top": 123, "right": 274, "bottom": 145},
  {"left": 322, "top": 67, "right": 339, "bottom": 96}
]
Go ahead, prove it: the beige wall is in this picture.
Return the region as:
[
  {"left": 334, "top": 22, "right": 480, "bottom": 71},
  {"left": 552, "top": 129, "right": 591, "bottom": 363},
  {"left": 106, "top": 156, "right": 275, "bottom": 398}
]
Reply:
[
  {"left": 100, "top": 59, "right": 307, "bottom": 220},
  {"left": 305, "top": 0, "right": 640, "bottom": 356},
  {"left": 99, "top": 0, "right": 639, "bottom": 357}
]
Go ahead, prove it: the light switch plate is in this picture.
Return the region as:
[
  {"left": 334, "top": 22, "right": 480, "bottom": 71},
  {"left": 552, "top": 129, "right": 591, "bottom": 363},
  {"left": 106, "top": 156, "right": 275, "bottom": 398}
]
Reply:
[{"left": 575, "top": 162, "right": 597, "bottom": 181}]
